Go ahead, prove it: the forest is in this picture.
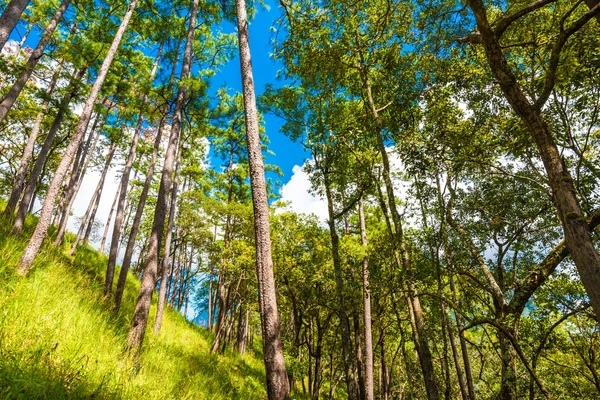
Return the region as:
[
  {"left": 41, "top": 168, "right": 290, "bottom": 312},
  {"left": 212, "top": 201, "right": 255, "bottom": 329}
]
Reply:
[{"left": 0, "top": 0, "right": 599, "bottom": 398}]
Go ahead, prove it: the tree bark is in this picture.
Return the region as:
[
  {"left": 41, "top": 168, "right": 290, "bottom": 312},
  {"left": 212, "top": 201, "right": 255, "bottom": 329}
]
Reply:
[
  {"left": 127, "top": 0, "right": 196, "bottom": 353},
  {"left": 359, "top": 197, "right": 374, "bottom": 400},
  {"left": 234, "top": 0, "right": 290, "bottom": 397},
  {"left": 100, "top": 183, "right": 120, "bottom": 255},
  {"left": 0, "top": 0, "right": 71, "bottom": 123},
  {"left": 51, "top": 108, "right": 102, "bottom": 228},
  {"left": 0, "top": 0, "right": 30, "bottom": 50},
  {"left": 207, "top": 272, "right": 214, "bottom": 330},
  {"left": 17, "top": 0, "right": 140, "bottom": 274},
  {"left": 154, "top": 148, "right": 182, "bottom": 332}
]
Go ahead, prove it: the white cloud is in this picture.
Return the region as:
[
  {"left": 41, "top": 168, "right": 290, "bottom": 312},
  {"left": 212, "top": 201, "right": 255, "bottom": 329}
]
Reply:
[
  {"left": 278, "top": 149, "right": 411, "bottom": 226},
  {"left": 278, "top": 162, "right": 328, "bottom": 223}
]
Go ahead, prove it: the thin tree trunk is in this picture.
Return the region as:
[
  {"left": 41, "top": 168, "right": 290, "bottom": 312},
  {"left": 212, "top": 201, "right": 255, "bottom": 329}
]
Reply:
[
  {"left": 211, "top": 274, "right": 232, "bottom": 350},
  {"left": 359, "top": 197, "right": 374, "bottom": 400},
  {"left": 53, "top": 106, "right": 105, "bottom": 236},
  {"left": 238, "top": 306, "right": 249, "bottom": 357},
  {"left": 114, "top": 123, "right": 163, "bottom": 309},
  {"left": 353, "top": 313, "right": 365, "bottom": 400},
  {"left": 207, "top": 271, "right": 213, "bottom": 330},
  {"left": 154, "top": 148, "right": 182, "bottom": 332},
  {"left": 234, "top": 0, "right": 290, "bottom": 396},
  {"left": 323, "top": 175, "right": 356, "bottom": 399},
  {"left": 51, "top": 109, "right": 100, "bottom": 228},
  {"left": 0, "top": 0, "right": 71, "bottom": 123},
  {"left": 0, "top": 0, "right": 30, "bottom": 50},
  {"left": 105, "top": 131, "right": 140, "bottom": 295},
  {"left": 100, "top": 184, "right": 120, "bottom": 255},
  {"left": 169, "top": 248, "right": 183, "bottom": 308},
  {"left": 14, "top": 22, "right": 31, "bottom": 54},
  {"left": 11, "top": 67, "right": 86, "bottom": 234},
  {"left": 127, "top": 0, "right": 196, "bottom": 353},
  {"left": 54, "top": 123, "right": 102, "bottom": 245},
  {"left": 82, "top": 180, "right": 105, "bottom": 246},
  {"left": 116, "top": 176, "right": 136, "bottom": 257},
  {"left": 447, "top": 261, "right": 476, "bottom": 400},
  {"left": 212, "top": 145, "right": 236, "bottom": 352},
  {"left": 70, "top": 144, "right": 116, "bottom": 255},
  {"left": 3, "top": 61, "right": 63, "bottom": 217},
  {"left": 106, "top": 42, "right": 163, "bottom": 297},
  {"left": 17, "top": 0, "right": 140, "bottom": 274}
]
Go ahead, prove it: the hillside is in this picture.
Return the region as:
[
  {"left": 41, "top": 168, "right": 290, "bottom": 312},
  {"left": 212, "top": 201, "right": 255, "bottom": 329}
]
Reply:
[{"left": 0, "top": 211, "right": 266, "bottom": 399}]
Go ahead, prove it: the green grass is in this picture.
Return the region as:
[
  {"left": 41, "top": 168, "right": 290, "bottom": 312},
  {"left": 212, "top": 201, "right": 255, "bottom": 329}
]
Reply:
[{"left": 0, "top": 206, "right": 267, "bottom": 399}]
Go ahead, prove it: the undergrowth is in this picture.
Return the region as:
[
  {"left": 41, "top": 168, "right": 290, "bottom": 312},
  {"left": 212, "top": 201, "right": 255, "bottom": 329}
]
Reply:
[{"left": 0, "top": 205, "right": 266, "bottom": 399}]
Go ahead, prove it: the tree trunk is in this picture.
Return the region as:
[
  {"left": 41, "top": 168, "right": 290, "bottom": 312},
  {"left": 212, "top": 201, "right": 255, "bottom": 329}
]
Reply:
[
  {"left": 50, "top": 113, "right": 94, "bottom": 228},
  {"left": 359, "top": 197, "right": 374, "bottom": 400},
  {"left": 353, "top": 313, "right": 365, "bottom": 400},
  {"left": 106, "top": 41, "right": 163, "bottom": 297},
  {"left": 584, "top": 0, "right": 600, "bottom": 23},
  {"left": 100, "top": 184, "right": 120, "bottom": 255},
  {"left": 127, "top": 0, "right": 196, "bottom": 353},
  {"left": 14, "top": 22, "right": 31, "bottom": 54},
  {"left": 207, "top": 272, "right": 213, "bottom": 330},
  {"left": 446, "top": 252, "right": 476, "bottom": 400},
  {"left": 169, "top": 248, "right": 183, "bottom": 308},
  {"left": 211, "top": 145, "right": 237, "bottom": 352},
  {"left": 82, "top": 180, "right": 104, "bottom": 246},
  {"left": 3, "top": 61, "right": 62, "bottom": 217},
  {"left": 11, "top": 67, "right": 86, "bottom": 234},
  {"left": 114, "top": 119, "right": 164, "bottom": 310},
  {"left": 154, "top": 148, "right": 182, "bottom": 332},
  {"left": 54, "top": 122, "right": 103, "bottom": 245},
  {"left": 323, "top": 175, "right": 356, "bottom": 400},
  {"left": 0, "top": 0, "right": 71, "bottom": 123},
  {"left": 0, "top": 0, "right": 30, "bottom": 50},
  {"left": 468, "top": 0, "right": 600, "bottom": 321},
  {"left": 211, "top": 275, "right": 232, "bottom": 351},
  {"left": 234, "top": 0, "right": 290, "bottom": 397},
  {"left": 69, "top": 144, "right": 116, "bottom": 255},
  {"left": 105, "top": 131, "right": 140, "bottom": 295},
  {"left": 499, "top": 331, "right": 517, "bottom": 400},
  {"left": 17, "top": 0, "right": 139, "bottom": 274},
  {"left": 238, "top": 307, "right": 249, "bottom": 357},
  {"left": 115, "top": 171, "right": 136, "bottom": 257}
]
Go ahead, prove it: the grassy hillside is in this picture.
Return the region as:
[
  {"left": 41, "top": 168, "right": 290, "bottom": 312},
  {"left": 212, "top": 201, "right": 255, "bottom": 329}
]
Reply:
[{"left": 0, "top": 209, "right": 267, "bottom": 399}]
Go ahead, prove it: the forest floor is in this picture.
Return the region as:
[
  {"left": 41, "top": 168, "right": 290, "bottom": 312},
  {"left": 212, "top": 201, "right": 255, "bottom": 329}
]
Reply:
[{"left": 0, "top": 204, "right": 267, "bottom": 399}]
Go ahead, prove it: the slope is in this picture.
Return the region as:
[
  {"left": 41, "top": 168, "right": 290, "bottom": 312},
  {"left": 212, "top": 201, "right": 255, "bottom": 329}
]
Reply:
[{"left": 0, "top": 205, "right": 267, "bottom": 399}]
